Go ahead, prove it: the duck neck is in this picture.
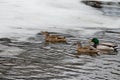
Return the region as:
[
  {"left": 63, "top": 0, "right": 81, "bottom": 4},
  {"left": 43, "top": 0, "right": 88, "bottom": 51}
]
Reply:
[
  {"left": 77, "top": 42, "right": 82, "bottom": 48},
  {"left": 44, "top": 33, "right": 49, "bottom": 38},
  {"left": 93, "top": 43, "right": 98, "bottom": 48}
]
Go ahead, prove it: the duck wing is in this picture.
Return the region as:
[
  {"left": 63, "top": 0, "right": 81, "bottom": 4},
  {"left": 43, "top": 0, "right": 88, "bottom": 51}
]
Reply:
[
  {"left": 97, "top": 45, "right": 114, "bottom": 51},
  {"left": 100, "top": 43, "right": 117, "bottom": 47}
]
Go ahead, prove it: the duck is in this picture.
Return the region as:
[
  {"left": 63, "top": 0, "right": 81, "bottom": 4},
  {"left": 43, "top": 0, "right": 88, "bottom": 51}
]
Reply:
[
  {"left": 91, "top": 38, "right": 118, "bottom": 53},
  {"left": 75, "top": 42, "right": 99, "bottom": 56},
  {"left": 41, "top": 31, "right": 67, "bottom": 43}
]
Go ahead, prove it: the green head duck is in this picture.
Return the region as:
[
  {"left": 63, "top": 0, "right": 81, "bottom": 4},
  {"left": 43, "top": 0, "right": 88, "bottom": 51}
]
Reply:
[{"left": 91, "top": 38, "right": 99, "bottom": 48}]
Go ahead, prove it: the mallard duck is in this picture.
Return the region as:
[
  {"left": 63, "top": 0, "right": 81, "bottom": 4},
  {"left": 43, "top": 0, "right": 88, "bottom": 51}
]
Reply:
[
  {"left": 41, "top": 31, "right": 67, "bottom": 43},
  {"left": 91, "top": 38, "right": 118, "bottom": 53},
  {"left": 76, "top": 42, "right": 98, "bottom": 56}
]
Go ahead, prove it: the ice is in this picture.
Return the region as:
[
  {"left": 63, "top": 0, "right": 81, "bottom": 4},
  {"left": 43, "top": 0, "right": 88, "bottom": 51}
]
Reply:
[{"left": 0, "top": 0, "right": 120, "bottom": 40}]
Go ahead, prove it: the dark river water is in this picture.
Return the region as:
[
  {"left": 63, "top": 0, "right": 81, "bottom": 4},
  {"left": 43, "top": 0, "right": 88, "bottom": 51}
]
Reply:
[{"left": 0, "top": 28, "right": 120, "bottom": 80}]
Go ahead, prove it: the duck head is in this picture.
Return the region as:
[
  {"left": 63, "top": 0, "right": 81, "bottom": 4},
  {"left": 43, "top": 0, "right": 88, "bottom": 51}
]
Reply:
[
  {"left": 41, "top": 31, "right": 49, "bottom": 36},
  {"left": 91, "top": 38, "right": 99, "bottom": 48},
  {"left": 76, "top": 41, "right": 82, "bottom": 48}
]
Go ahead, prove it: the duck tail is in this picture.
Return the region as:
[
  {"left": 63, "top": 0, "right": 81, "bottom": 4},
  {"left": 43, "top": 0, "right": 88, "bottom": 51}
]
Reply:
[
  {"left": 114, "top": 47, "right": 118, "bottom": 52},
  {"left": 113, "top": 41, "right": 118, "bottom": 52}
]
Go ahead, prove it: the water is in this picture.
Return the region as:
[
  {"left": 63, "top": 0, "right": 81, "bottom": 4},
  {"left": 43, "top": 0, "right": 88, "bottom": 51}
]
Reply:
[
  {"left": 101, "top": 1, "right": 120, "bottom": 16},
  {"left": 0, "top": 0, "right": 120, "bottom": 80},
  {"left": 0, "top": 28, "right": 120, "bottom": 80}
]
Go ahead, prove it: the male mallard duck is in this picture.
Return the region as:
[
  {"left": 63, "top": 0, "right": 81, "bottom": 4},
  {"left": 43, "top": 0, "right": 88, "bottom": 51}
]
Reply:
[
  {"left": 91, "top": 38, "right": 118, "bottom": 53},
  {"left": 41, "top": 31, "right": 67, "bottom": 43},
  {"left": 76, "top": 42, "right": 98, "bottom": 56}
]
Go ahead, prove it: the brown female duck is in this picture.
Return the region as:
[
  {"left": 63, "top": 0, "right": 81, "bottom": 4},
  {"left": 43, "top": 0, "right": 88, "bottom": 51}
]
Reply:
[
  {"left": 41, "top": 31, "right": 67, "bottom": 43},
  {"left": 76, "top": 42, "right": 98, "bottom": 56}
]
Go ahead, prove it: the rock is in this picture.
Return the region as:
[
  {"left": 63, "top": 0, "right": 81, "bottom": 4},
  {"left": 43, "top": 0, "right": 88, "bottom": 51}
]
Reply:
[
  {"left": 81, "top": 0, "right": 120, "bottom": 8},
  {"left": 81, "top": 0, "right": 102, "bottom": 8}
]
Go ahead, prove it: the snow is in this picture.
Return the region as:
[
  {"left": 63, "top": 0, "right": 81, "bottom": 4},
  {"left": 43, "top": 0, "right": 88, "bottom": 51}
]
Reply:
[{"left": 0, "top": 0, "right": 120, "bottom": 40}]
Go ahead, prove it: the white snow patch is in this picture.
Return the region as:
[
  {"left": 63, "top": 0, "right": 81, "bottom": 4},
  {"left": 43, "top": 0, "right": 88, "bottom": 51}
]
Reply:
[{"left": 0, "top": 0, "right": 120, "bottom": 39}]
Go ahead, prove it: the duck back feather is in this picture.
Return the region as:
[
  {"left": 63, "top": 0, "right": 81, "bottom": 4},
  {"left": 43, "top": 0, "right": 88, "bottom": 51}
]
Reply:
[
  {"left": 97, "top": 45, "right": 114, "bottom": 51},
  {"left": 100, "top": 43, "right": 118, "bottom": 47}
]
